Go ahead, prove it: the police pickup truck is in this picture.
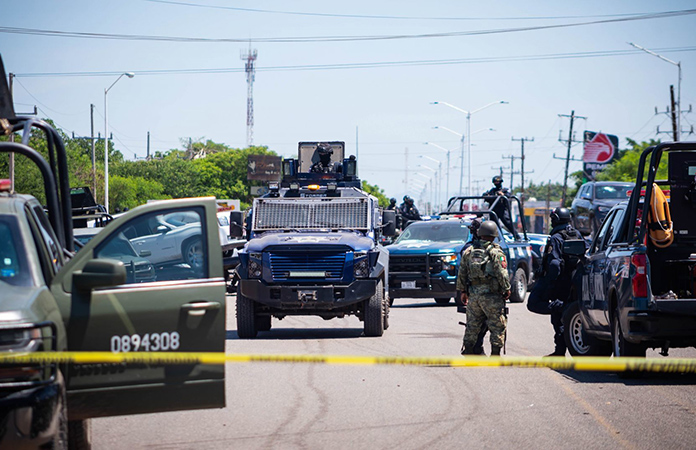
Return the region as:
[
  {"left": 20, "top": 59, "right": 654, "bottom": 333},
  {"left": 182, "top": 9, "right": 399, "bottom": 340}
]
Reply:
[
  {"left": 388, "top": 196, "right": 533, "bottom": 305},
  {"left": 231, "top": 142, "right": 396, "bottom": 338},
  {"left": 564, "top": 142, "right": 696, "bottom": 357},
  {"left": 0, "top": 68, "right": 226, "bottom": 448}
]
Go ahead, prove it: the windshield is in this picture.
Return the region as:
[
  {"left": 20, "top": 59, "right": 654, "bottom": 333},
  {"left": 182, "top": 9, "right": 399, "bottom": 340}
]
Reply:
[
  {"left": 595, "top": 185, "right": 631, "bottom": 200},
  {"left": 0, "top": 216, "right": 32, "bottom": 287},
  {"left": 396, "top": 221, "right": 470, "bottom": 243}
]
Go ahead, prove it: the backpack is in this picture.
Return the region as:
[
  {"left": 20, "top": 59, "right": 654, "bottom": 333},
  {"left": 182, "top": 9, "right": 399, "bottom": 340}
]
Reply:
[
  {"left": 558, "top": 228, "right": 585, "bottom": 272},
  {"left": 468, "top": 244, "right": 494, "bottom": 283}
]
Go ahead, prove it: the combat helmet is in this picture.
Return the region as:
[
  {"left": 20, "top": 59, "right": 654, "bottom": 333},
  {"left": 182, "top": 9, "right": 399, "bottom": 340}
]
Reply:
[
  {"left": 478, "top": 220, "right": 498, "bottom": 238},
  {"left": 550, "top": 207, "right": 571, "bottom": 227}
]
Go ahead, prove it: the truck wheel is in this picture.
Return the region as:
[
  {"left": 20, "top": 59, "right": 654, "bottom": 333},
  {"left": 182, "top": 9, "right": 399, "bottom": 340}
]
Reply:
[
  {"left": 364, "top": 281, "right": 385, "bottom": 337},
  {"left": 563, "top": 302, "right": 611, "bottom": 356},
  {"left": 509, "top": 268, "right": 527, "bottom": 303},
  {"left": 236, "top": 287, "right": 258, "bottom": 338},
  {"left": 434, "top": 297, "right": 452, "bottom": 305},
  {"left": 256, "top": 315, "right": 272, "bottom": 332},
  {"left": 383, "top": 291, "right": 390, "bottom": 330},
  {"left": 612, "top": 308, "right": 646, "bottom": 357},
  {"left": 182, "top": 238, "right": 204, "bottom": 270},
  {"left": 68, "top": 419, "right": 91, "bottom": 450}
]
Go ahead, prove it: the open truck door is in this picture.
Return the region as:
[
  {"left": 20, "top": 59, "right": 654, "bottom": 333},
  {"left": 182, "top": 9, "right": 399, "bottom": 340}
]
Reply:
[{"left": 51, "top": 197, "right": 226, "bottom": 419}]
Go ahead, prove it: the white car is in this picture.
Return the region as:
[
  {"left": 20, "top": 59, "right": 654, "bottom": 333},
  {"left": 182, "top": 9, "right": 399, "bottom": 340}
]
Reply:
[{"left": 122, "top": 212, "right": 204, "bottom": 270}]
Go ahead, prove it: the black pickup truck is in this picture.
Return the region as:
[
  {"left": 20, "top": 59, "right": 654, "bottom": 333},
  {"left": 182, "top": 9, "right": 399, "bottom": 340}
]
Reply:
[{"left": 563, "top": 142, "right": 696, "bottom": 357}]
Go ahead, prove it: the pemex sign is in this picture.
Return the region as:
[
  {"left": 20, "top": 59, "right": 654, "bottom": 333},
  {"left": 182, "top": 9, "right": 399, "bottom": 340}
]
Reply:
[{"left": 583, "top": 131, "right": 619, "bottom": 180}]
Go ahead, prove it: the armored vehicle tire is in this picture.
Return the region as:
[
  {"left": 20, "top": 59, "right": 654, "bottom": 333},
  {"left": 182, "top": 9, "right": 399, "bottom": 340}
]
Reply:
[
  {"left": 256, "top": 315, "right": 272, "bottom": 332},
  {"left": 68, "top": 419, "right": 91, "bottom": 450},
  {"left": 563, "top": 302, "right": 611, "bottom": 356},
  {"left": 383, "top": 293, "right": 390, "bottom": 330},
  {"left": 364, "top": 281, "right": 385, "bottom": 337},
  {"left": 236, "top": 288, "right": 258, "bottom": 338},
  {"left": 509, "top": 268, "right": 527, "bottom": 303},
  {"left": 434, "top": 297, "right": 452, "bottom": 304},
  {"left": 182, "top": 237, "right": 204, "bottom": 270},
  {"left": 612, "top": 308, "right": 646, "bottom": 358}
]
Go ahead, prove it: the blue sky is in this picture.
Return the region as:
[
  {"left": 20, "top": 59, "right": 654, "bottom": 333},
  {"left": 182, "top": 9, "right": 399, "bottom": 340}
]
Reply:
[{"left": 2, "top": 1, "right": 695, "bottom": 208}]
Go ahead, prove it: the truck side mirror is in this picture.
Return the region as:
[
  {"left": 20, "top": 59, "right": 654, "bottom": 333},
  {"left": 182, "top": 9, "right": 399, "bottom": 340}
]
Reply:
[
  {"left": 562, "top": 239, "right": 586, "bottom": 257},
  {"left": 382, "top": 210, "right": 397, "bottom": 237},
  {"left": 230, "top": 211, "right": 244, "bottom": 238},
  {"left": 73, "top": 259, "right": 127, "bottom": 292}
]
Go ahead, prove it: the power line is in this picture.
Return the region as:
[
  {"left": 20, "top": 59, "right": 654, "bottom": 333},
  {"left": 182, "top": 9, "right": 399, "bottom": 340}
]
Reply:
[
  {"left": 145, "top": 0, "right": 679, "bottom": 22},
  {"left": 2, "top": 10, "right": 695, "bottom": 44},
  {"left": 14, "top": 46, "right": 696, "bottom": 78}
]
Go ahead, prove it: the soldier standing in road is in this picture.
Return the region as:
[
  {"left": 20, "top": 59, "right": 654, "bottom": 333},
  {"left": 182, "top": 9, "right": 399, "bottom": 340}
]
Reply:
[
  {"left": 483, "top": 176, "right": 519, "bottom": 239},
  {"left": 457, "top": 220, "right": 511, "bottom": 356},
  {"left": 527, "top": 207, "right": 586, "bottom": 356}
]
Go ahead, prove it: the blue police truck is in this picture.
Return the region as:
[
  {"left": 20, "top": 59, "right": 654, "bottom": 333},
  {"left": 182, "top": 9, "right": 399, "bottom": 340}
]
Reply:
[{"left": 231, "top": 142, "right": 396, "bottom": 338}]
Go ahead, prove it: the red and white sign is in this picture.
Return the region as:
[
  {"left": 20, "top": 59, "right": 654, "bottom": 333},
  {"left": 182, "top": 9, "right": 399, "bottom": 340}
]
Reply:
[{"left": 583, "top": 132, "right": 615, "bottom": 164}]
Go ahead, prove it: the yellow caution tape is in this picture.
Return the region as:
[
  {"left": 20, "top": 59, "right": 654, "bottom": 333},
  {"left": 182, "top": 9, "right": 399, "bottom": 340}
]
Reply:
[{"left": 1, "top": 352, "right": 696, "bottom": 373}]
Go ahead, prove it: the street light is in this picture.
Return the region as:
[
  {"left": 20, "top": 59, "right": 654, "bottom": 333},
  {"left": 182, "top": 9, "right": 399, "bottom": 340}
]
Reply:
[
  {"left": 629, "top": 42, "right": 682, "bottom": 140},
  {"left": 419, "top": 157, "right": 442, "bottom": 211},
  {"left": 104, "top": 72, "right": 134, "bottom": 213},
  {"left": 432, "top": 100, "right": 508, "bottom": 199},
  {"left": 424, "top": 142, "right": 455, "bottom": 206}
]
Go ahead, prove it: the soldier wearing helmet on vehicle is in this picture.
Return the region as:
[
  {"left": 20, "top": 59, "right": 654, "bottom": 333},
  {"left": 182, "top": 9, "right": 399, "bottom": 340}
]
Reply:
[
  {"left": 483, "top": 175, "right": 519, "bottom": 239},
  {"left": 310, "top": 142, "right": 340, "bottom": 173},
  {"left": 399, "top": 195, "right": 421, "bottom": 226},
  {"left": 527, "top": 207, "right": 586, "bottom": 356},
  {"left": 457, "top": 220, "right": 511, "bottom": 356}
]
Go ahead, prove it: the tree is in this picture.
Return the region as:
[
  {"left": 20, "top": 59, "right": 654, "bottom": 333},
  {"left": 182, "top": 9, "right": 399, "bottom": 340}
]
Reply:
[
  {"left": 515, "top": 181, "right": 564, "bottom": 202},
  {"left": 361, "top": 181, "right": 390, "bottom": 208}
]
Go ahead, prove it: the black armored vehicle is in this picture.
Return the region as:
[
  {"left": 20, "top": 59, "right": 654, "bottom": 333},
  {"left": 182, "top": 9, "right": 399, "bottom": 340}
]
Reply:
[{"left": 232, "top": 142, "right": 396, "bottom": 338}]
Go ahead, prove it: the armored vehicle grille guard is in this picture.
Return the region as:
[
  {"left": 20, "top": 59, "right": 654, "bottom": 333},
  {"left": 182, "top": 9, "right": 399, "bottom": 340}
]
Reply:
[
  {"left": 270, "top": 249, "right": 347, "bottom": 280},
  {"left": 254, "top": 198, "right": 369, "bottom": 231}
]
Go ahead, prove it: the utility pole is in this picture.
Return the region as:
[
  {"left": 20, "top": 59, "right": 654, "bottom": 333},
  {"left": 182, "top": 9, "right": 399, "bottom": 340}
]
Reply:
[
  {"left": 355, "top": 126, "right": 359, "bottom": 175},
  {"left": 546, "top": 180, "right": 551, "bottom": 232},
  {"left": 147, "top": 131, "right": 151, "bottom": 160},
  {"left": 241, "top": 46, "right": 258, "bottom": 147},
  {"left": 502, "top": 154, "right": 519, "bottom": 191},
  {"left": 655, "top": 85, "right": 694, "bottom": 140},
  {"left": 512, "top": 136, "right": 534, "bottom": 212},
  {"left": 404, "top": 147, "right": 409, "bottom": 194},
  {"left": 558, "top": 110, "right": 587, "bottom": 206},
  {"left": 73, "top": 105, "right": 100, "bottom": 197},
  {"left": 90, "top": 104, "right": 96, "bottom": 197}
]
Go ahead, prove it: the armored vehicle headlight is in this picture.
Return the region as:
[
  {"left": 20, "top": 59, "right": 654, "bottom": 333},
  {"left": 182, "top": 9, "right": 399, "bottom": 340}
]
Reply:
[
  {"left": 248, "top": 253, "right": 263, "bottom": 278},
  {"left": 353, "top": 251, "right": 369, "bottom": 278},
  {"left": 248, "top": 260, "right": 262, "bottom": 278}
]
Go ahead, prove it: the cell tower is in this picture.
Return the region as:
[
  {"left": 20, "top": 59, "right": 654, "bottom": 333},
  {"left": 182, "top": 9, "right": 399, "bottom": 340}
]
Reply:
[{"left": 241, "top": 47, "right": 258, "bottom": 147}]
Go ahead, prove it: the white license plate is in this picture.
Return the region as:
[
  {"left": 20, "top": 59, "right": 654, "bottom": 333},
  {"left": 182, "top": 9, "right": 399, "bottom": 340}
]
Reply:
[{"left": 401, "top": 281, "right": 416, "bottom": 289}]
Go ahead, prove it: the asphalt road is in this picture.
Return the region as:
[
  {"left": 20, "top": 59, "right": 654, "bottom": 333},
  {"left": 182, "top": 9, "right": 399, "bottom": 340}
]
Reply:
[{"left": 94, "top": 295, "right": 696, "bottom": 449}]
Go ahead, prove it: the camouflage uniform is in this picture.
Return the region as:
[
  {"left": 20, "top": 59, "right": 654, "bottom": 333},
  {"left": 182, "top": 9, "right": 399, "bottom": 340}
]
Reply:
[{"left": 456, "top": 240, "right": 511, "bottom": 351}]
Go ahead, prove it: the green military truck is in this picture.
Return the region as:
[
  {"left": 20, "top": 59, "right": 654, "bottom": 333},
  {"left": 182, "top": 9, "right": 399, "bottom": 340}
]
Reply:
[{"left": 0, "top": 59, "right": 226, "bottom": 449}]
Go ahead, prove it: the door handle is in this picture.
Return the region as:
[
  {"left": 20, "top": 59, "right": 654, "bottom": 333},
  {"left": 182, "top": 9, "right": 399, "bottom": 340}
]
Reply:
[{"left": 182, "top": 301, "right": 221, "bottom": 316}]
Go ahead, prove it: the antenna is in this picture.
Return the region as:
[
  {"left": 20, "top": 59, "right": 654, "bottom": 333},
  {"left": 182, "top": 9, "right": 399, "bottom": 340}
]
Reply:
[{"left": 241, "top": 45, "right": 258, "bottom": 147}]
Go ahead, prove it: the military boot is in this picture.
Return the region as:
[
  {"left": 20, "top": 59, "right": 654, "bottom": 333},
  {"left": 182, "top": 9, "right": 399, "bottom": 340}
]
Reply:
[
  {"left": 545, "top": 334, "right": 567, "bottom": 357},
  {"left": 490, "top": 346, "right": 502, "bottom": 356},
  {"left": 461, "top": 345, "right": 475, "bottom": 355}
]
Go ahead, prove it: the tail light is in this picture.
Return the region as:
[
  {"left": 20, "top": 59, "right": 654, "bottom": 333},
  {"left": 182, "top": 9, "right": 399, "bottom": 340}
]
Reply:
[{"left": 631, "top": 254, "right": 648, "bottom": 298}]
